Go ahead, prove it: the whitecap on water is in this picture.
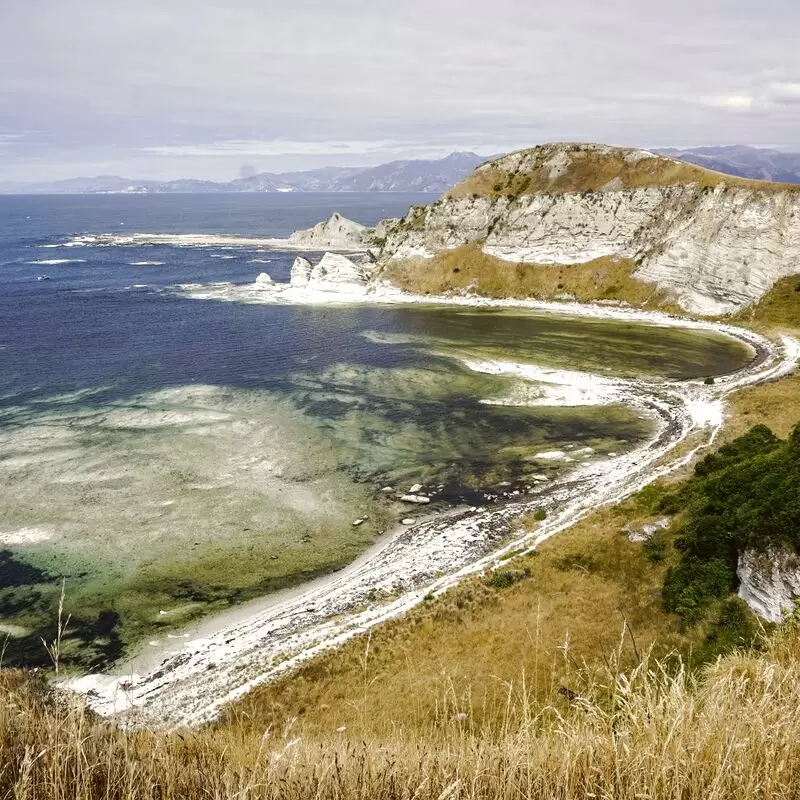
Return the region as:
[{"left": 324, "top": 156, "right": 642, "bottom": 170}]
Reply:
[{"left": 27, "top": 259, "right": 87, "bottom": 265}]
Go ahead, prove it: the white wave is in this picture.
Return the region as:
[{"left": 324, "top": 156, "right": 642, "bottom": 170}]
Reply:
[
  {"left": 130, "top": 261, "right": 165, "bottom": 266},
  {"left": 27, "top": 259, "right": 87, "bottom": 265}
]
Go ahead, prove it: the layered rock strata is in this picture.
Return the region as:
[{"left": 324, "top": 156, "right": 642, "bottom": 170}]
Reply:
[
  {"left": 738, "top": 548, "right": 800, "bottom": 622},
  {"left": 377, "top": 143, "right": 800, "bottom": 315}
]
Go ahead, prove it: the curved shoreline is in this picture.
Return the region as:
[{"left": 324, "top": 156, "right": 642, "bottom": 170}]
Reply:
[{"left": 66, "top": 295, "right": 798, "bottom": 729}]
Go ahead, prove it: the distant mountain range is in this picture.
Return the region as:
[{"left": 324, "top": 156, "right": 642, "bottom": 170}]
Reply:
[
  {"left": 5, "top": 146, "right": 800, "bottom": 196},
  {"left": 654, "top": 145, "right": 800, "bottom": 184},
  {"left": 0, "top": 152, "right": 487, "bottom": 195}
]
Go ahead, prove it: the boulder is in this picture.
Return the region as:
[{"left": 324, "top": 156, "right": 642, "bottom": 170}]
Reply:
[
  {"left": 290, "top": 256, "right": 313, "bottom": 287},
  {"left": 623, "top": 517, "right": 670, "bottom": 543},
  {"left": 400, "top": 494, "right": 431, "bottom": 505}
]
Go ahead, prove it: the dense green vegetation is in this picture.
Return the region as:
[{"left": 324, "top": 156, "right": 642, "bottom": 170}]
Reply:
[{"left": 661, "top": 423, "right": 800, "bottom": 626}]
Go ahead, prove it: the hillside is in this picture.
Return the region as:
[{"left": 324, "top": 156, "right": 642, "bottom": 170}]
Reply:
[
  {"left": 657, "top": 145, "right": 800, "bottom": 184},
  {"left": 0, "top": 152, "right": 485, "bottom": 195},
  {"left": 377, "top": 142, "right": 800, "bottom": 315}
]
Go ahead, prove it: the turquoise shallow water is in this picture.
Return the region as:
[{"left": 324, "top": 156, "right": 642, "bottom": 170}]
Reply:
[{"left": 0, "top": 194, "right": 752, "bottom": 669}]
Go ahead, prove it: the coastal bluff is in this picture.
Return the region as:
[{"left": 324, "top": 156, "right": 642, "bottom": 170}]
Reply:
[{"left": 290, "top": 143, "right": 800, "bottom": 316}]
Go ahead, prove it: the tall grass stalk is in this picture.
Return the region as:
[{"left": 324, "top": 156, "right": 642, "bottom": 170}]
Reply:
[{"left": 3, "top": 625, "right": 800, "bottom": 798}]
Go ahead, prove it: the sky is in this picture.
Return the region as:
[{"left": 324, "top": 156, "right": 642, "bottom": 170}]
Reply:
[{"left": 2, "top": 0, "right": 799, "bottom": 182}]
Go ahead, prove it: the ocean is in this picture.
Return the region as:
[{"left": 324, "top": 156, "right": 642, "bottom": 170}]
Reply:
[{"left": 0, "top": 193, "right": 750, "bottom": 669}]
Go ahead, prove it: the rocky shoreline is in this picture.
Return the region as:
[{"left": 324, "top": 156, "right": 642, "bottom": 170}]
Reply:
[{"left": 66, "top": 295, "right": 798, "bottom": 730}]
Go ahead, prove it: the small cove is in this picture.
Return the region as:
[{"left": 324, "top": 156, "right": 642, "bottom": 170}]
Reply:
[{"left": 0, "top": 194, "right": 752, "bottom": 670}]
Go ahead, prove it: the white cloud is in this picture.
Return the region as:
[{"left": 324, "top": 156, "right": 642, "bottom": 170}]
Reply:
[
  {"left": 770, "top": 82, "right": 800, "bottom": 103},
  {"left": 1, "top": 0, "right": 799, "bottom": 180},
  {"left": 144, "top": 139, "right": 424, "bottom": 158},
  {"left": 710, "top": 95, "right": 755, "bottom": 112}
]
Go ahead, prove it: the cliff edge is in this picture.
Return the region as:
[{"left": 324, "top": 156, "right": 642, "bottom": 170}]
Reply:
[{"left": 376, "top": 143, "right": 800, "bottom": 315}]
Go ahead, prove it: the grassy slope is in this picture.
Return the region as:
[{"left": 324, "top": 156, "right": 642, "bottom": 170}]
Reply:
[
  {"left": 448, "top": 143, "right": 800, "bottom": 199},
  {"left": 382, "top": 243, "right": 675, "bottom": 307},
  {"left": 736, "top": 274, "right": 800, "bottom": 331},
  {"left": 5, "top": 626, "right": 800, "bottom": 798},
  {"left": 226, "top": 492, "right": 689, "bottom": 738}
]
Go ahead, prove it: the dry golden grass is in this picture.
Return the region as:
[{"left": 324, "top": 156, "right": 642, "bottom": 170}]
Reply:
[
  {"left": 383, "top": 243, "right": 673, "bottom": 307},
  {"left": 6, "top": 625, "right": 800, "bottom": 798},
  {"left": 226, "top": 496, "right": 691, "bottom": 740},
  {"left": 736, "top": 274, "right": 800, "bottom": 332},
  {"left": 448, "top": 145, "right": 800, "bottom": 199},
  {"left": 724, "top": 370, "right": 800, "bottom": 442}
]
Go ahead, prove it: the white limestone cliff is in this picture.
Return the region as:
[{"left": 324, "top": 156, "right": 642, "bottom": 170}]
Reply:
[
  {"left": 307, "top": 252, "right": 369, "bottom": 293},
  {"left": 737, "top": 548, "right": 800, "bottom": 623},
  {"left": 376, "top": 143, "right": 800, "bottom": 315},
  {"left": 290, "top": 256, "right": 313, "bottom": 287},
  {"left": 288, "top": 212, "right": 371, "bottom": 250}
]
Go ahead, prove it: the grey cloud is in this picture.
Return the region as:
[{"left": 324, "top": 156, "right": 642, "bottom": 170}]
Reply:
[{"left": 1, "top": 0, "right": 799, "bottom": 180}]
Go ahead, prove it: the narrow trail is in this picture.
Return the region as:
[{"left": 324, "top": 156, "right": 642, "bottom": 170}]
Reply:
[{"left": 68, "top": 300, "right": 799, "bottom": 730}]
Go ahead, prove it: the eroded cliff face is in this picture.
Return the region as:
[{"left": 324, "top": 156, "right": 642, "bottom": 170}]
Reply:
[
  {"left": 738, "top": 548, "right": 800, "bottom": 623},
  {"left": 379, "top": 143, "right": 800, "bottom": 315}
]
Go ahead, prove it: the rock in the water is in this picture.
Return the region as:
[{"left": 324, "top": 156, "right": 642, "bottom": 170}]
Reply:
[
  {"left": 308, "top": 252, "right": 369, "bottom": 293},
  {"left": 288, "top": 212, "right": 369, "bottom": 249},
  {"left": 290, "top": 256, "right": 313, "bottom": 287},
  {"left": 400, "top": 494, "right": 431, "bottom": 505},
  {"left": 255, "top": 272, "right": 274, "bottom": 285},
  {"left": 737, "top": 547, "right": 800, "bottom": 622}
]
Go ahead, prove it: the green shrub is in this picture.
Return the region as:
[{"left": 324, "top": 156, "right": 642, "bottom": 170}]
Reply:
[
  {"left": 643, "top": 534, "right": 668, "bottom": 564},
  {"left": 660, "top": 423, "right": 800, "bottom": 626},
  {"left": 488, "top": 568, "right": 530, "bottom": 589}
]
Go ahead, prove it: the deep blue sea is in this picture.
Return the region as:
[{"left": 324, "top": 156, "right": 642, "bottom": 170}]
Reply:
[{"left": 0, "top": 193, "right": 439, "bottom": 408}]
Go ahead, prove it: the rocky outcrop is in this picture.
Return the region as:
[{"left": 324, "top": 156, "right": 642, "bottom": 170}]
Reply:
[
  {"left": 307, "top": 252, "right": 369, "bottom": 293},
  {"left": 377, "top": 143, "right": 800, "bottom": 315},
  {"left": 255, "top": 272, "right": 274, "bottom": 285},
  {"left": 737, "top": 547, "right": 800, "bottom": 623},
  {"left": 289, "top": 256, "right": 313, "bottom": 287},
  {"left": 288, "top": 212, "right": 371, "bottom": 250}
]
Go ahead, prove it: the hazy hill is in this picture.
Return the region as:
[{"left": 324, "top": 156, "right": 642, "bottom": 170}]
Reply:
[
  {"left": 655, "top": 145, "right": 800, "bottom": 184},
  {"left": 0, "top": 152, "right": 486, "bottom": 195}
]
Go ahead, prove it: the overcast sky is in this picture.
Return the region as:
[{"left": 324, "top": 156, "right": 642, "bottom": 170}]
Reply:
[{"left": 2, "top": 0, "right": 799, "bottom": 182}]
